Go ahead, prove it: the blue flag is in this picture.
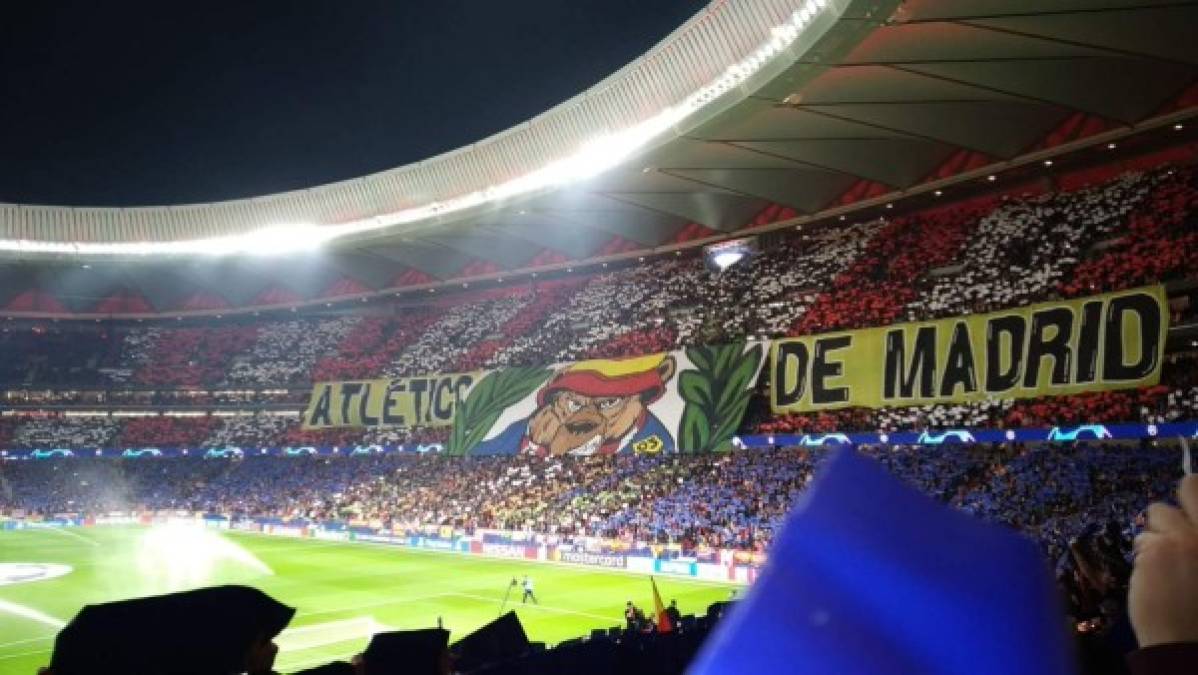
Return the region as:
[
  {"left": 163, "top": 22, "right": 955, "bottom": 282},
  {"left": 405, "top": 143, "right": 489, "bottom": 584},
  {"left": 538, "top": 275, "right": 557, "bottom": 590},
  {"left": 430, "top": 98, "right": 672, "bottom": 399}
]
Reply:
[{"left": 690, "top": 449, "right": 1075, "bottom": 675}]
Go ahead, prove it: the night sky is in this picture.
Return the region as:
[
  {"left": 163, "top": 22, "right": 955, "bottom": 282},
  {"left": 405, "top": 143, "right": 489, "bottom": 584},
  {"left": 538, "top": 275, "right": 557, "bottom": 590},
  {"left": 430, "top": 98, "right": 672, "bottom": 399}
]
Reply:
[{"left": 0, "top": 1, "right": 706, "bottom": 207}]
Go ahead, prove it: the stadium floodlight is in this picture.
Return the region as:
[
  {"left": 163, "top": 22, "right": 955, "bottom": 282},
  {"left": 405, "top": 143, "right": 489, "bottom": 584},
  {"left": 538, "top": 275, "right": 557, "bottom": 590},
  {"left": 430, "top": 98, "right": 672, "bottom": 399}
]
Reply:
[
  {"left": 0, "top": 223, "right": 333, "bottom": 257},
  {"left": 0, "top": 0, "right": 835, "bottom": 258},
  {"left": 712, "top": 250, "right": 746, "bottom": 270},
  {"left": 705, "top": 237, "right": 757, "bottom": 272}
]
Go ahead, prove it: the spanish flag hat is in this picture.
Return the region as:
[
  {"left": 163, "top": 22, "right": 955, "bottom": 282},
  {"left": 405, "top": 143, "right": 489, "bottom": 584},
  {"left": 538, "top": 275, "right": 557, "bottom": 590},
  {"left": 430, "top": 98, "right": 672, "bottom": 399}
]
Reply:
[{"left": 537, "top": 353, "right": 669, "bottom": 406}]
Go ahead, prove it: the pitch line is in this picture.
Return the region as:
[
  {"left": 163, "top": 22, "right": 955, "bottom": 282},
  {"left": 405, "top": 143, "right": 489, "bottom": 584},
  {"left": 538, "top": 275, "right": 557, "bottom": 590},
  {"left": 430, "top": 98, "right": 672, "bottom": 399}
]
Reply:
[
  {"left": 224, "top": 530, "right": 742, "bottom": 589},
  {"left": 0, "top": 599, "right": 67, "bottom": 661},
  {"left": 224, "top": 538, "right": 348, "bottom": 555},
  {"left": 0, "top": 635, "right": 54, "bottom": 650},
  {"left": 449, "top": 592, "right": 614, "bottom": 623},
  {"left": 294, "top": 592, "right": 453, "bottom": 620},
  {"left": 0, "top": 598, "right": 66, "bottom": 630},
  {"left": 276, "top": 650, "right": 361, "bottom": 672},
  {"left": 23, "top": 525, "right": 99, "bottom": 547},
  {"left": 0, "top": 647, "right": 55, "bottom": 662}
]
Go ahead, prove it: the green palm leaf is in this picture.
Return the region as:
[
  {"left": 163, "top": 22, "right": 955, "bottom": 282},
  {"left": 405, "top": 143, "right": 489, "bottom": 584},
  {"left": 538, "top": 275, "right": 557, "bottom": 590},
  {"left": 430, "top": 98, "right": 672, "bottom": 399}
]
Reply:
[
  {"left": 677, "top": 342, "right": 765, "bottom": 453},
  {"left": 447, "top": 366, "right": 554, "bottom": 455}
]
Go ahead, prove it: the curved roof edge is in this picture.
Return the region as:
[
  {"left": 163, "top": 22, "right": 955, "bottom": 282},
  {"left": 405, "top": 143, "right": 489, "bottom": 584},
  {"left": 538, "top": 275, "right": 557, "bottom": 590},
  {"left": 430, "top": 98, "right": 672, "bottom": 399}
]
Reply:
[{"left": 0, "top": 0, "right": 851, "bottom": 257}]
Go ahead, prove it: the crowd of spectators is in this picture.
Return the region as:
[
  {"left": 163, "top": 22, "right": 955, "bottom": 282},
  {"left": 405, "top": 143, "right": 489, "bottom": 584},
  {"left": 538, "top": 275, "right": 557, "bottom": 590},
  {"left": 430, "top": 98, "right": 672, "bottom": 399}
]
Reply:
[
  {"left": 5, "top": 350, "right": 1188, "bottom": 451},
  {"left": 728, "top": 222, "right": 880, "bottom": 338},
  {"left": 1, "top": 442, "right": 1182, "bottom": 566},
  {"left": 310, "top": 309, "right": 442, "bottom": 381},
  {"left": 10, "top": 415, "right": 121, "bottom": 449},
  {"left": 0, "top": 324, "right": 125, "bottom": 386},
  {"left": 386, "top": 297, "right": 529, "bottom": 377},
  {"left": 1, "top": 439, "right": 1186, "bottom": 662},
  {"left": 116, "top": 415, "right": 223, "bottom": 449},
  {"left": 128, "top": 326, "right": 260, "bottom": 387},
  {"left": 228, "top": 318, "right": 358, "bottom": 386},
  {"left": 1061, "top": 169, "right": 1198, "bottom": 297},
  {"left": 2, "top": 388, "right": 307, "bottom": 409},
  {"left": 0, "top": 411, "right": 452, "bottom": 453},
  {"left": 0, "top": 164, "right": 1192, "bottom": 452},
  {"left": 201, "top": 414, "right": 298, "bottom": 449},
  {"left": 795, "top": 202, "right": 988, "bottom": 334},
  {"left": 11, "top": 443, "right": 1192, "bottom": 674},
  {"left": 922, "top": 172, "right": 1153, "bottom": 318}
]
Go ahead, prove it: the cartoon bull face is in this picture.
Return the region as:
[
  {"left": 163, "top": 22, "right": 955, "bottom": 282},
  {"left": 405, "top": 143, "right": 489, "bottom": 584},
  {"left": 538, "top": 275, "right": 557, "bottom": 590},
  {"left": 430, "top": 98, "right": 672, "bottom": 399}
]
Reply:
[{"left": 527, "top": 357, "right": 676, "bottom": 455}]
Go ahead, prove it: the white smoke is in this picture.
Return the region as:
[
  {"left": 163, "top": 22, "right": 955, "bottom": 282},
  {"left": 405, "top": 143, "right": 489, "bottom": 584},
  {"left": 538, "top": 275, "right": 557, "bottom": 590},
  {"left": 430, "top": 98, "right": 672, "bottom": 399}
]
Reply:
[{"left": 136, "top": 521, "right": 273, "bottom": 591}]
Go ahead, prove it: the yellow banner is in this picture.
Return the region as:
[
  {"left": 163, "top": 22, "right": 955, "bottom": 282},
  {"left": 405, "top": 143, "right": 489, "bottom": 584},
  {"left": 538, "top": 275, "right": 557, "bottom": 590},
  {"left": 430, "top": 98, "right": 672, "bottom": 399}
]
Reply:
[
  {"left": 771, "top": 286, "right": 1168, "bottom": 413},
  {"left": 303, "top": 372, "right": 479, "bottom": 429}
]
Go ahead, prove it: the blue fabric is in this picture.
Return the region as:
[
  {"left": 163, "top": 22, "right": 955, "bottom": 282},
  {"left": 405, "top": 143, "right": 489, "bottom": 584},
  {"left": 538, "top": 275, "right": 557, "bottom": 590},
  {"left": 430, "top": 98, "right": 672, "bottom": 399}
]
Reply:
[
  {"left": 627, "top": 414, "right": 675, "bottom": 453},
  {"left": 690, "top": 449, "right": 1075, "bottom": 675},
  {"left": 471, "top": 418, "right": 528, "bottom": 455}
]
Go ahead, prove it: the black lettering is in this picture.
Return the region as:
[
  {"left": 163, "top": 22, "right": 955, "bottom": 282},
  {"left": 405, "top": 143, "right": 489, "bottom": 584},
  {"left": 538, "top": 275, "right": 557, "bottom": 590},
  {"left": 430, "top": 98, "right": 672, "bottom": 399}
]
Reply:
[
  {"left": 939, "top": 322, "right": 978, "bottom": 397},
  {"left": 1023, "top": 308, "right": 1074, "bottom": 388},
  {"left": 433, "top": 378, "right": 455, "bottom": 420},
  {"left": 985, "top": 316, "right": 1025, "bottom": 393},
  {"left": 382, "top": 381, "right": 407, "bottom": 425},
  {"left": 454, "top": 375, "right": 474, "bottom": 407},
  {"left": 1102, "top": 292, "right": 1162, "bottom": 381},
  {"left": 339, "top": 383, "right": 364, "bottom": 426},
  {"left": 307, "top": 385, "right": 332, "bottom": 427},
  {"left": 359, "top": 383, "right": 379, "bottom": 426},
  {"left": 884, "top": 327, "right": 936, "bottom": 399},
  {"left": 1075, "top": 301, "right": 1103, "bottom": 384},
  {"left": 812, "top": 336, "right": 851, "bottom": 405},
  {"left": 409, "top": 378, "right": 429, "bottom": 423},
  {"left": 773, "top": 342, "right": 809, "bottom": 407}
]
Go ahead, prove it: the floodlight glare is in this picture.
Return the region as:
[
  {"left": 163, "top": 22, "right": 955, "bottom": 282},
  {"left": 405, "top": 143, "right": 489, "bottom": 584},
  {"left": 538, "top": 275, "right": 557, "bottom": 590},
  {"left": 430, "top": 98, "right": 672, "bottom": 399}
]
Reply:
[
  {"left": 705, "top": 237, "right": 757, "bottom": 272},
  {"left": 712, "top": 250, "right": 746, "bottom": 270},
  {"left": 0, "top": 0, "right": 834, "bottom": 258}
]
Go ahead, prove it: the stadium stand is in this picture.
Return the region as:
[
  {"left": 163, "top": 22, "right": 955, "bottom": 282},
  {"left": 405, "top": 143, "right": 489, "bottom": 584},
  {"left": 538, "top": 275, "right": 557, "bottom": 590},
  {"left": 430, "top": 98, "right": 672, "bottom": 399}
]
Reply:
[
  {"left": 0, "top": 443, "right": 1180, "bottom": 561},
  {"left": 230, "top": 317, "right": 360, "bottom": 386},
  {"left": 5, "top": 0, "right": 1198, "bottom": 670},
  {"left": 0, "top": 442, "right": 1185, "bottom": 644},
  {"left": 0, "top": 160, "right": 1195, "bottom": 675},
  {"left": 0, "top": 159, "right": 1195, "bottom": 644},
  {"left": 21, "top": 170, "right": 1198, "bottom": 371},
  {"left": 10, "top": 414, "right": 121, "bottom": 450},
  {"left": 116, "top": 415, "right": 223, "bottom": 449},
  {"left": 792, "top": 201, "right": 988, "bottom": 334},
  {"left": 0, "top": 164, "right": 1194, "bottom": 447},
  {"left": 921, "top": 172, "right": 1156, "bottom": 319},
  {"left": 1061, "top": 169, "right": 1198, "bottom": 298},
  {"left": 202, "top": 413, "right": 297, "bottom": 449},
  {"left": 130, "top": 326, "right": 261, "bottom": 387},
  {"left": 0, "top": 324, "right": 125, "bottom": 386}
]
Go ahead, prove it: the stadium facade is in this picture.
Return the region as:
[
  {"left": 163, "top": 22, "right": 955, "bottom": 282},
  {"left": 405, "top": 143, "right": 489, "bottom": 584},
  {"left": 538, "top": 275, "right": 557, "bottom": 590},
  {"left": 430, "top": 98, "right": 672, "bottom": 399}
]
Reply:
[
  {"left": 2, "top": 2, "right": 1198, "bottom": 672},
  {"left": 0, "top": 0, "right": 1191, "bottom": 319}
]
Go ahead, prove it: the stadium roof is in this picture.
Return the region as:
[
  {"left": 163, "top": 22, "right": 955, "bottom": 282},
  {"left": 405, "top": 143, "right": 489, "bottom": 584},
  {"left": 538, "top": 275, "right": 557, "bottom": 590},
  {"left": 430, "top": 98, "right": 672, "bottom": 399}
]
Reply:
[{"left": 1, "top": 0, "right": 1196, "bottom": 317}]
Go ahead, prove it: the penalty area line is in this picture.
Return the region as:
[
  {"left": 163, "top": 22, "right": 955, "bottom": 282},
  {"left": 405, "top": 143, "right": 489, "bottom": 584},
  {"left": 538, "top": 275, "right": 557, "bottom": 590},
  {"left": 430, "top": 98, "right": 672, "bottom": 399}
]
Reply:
[
  {"left": 276, "top": 650, "right": 362, "bottom": 672},
  {"left": 0, "top": 647, "right": 55, "bottom": 662},
  {"left": 23, "top": 525, "right": 100, "bottom": 547},
  {"left": 0, "top": 634, "right": 55, "bottom": 650},
  {"left": 0, "top": 598, "right": 66, "bottom": 630},
  {"left": 293, "top": 592, "right": 453, "bottom": 620},
  {"left": 224, "top": 529, "right": 742, "bottom": 589},
  {"left": 449, "top": 592, "right": 614, "bottom": 623},
  {"left": 0, "top": 598, "right": 66, "bottom": 661}
]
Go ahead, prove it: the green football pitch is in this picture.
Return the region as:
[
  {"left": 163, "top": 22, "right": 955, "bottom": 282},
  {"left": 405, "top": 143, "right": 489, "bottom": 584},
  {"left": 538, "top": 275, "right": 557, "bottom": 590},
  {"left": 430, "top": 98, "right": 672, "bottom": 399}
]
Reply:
[{"left": 0, "top": 526, "right": 736, "bottom": 674}]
